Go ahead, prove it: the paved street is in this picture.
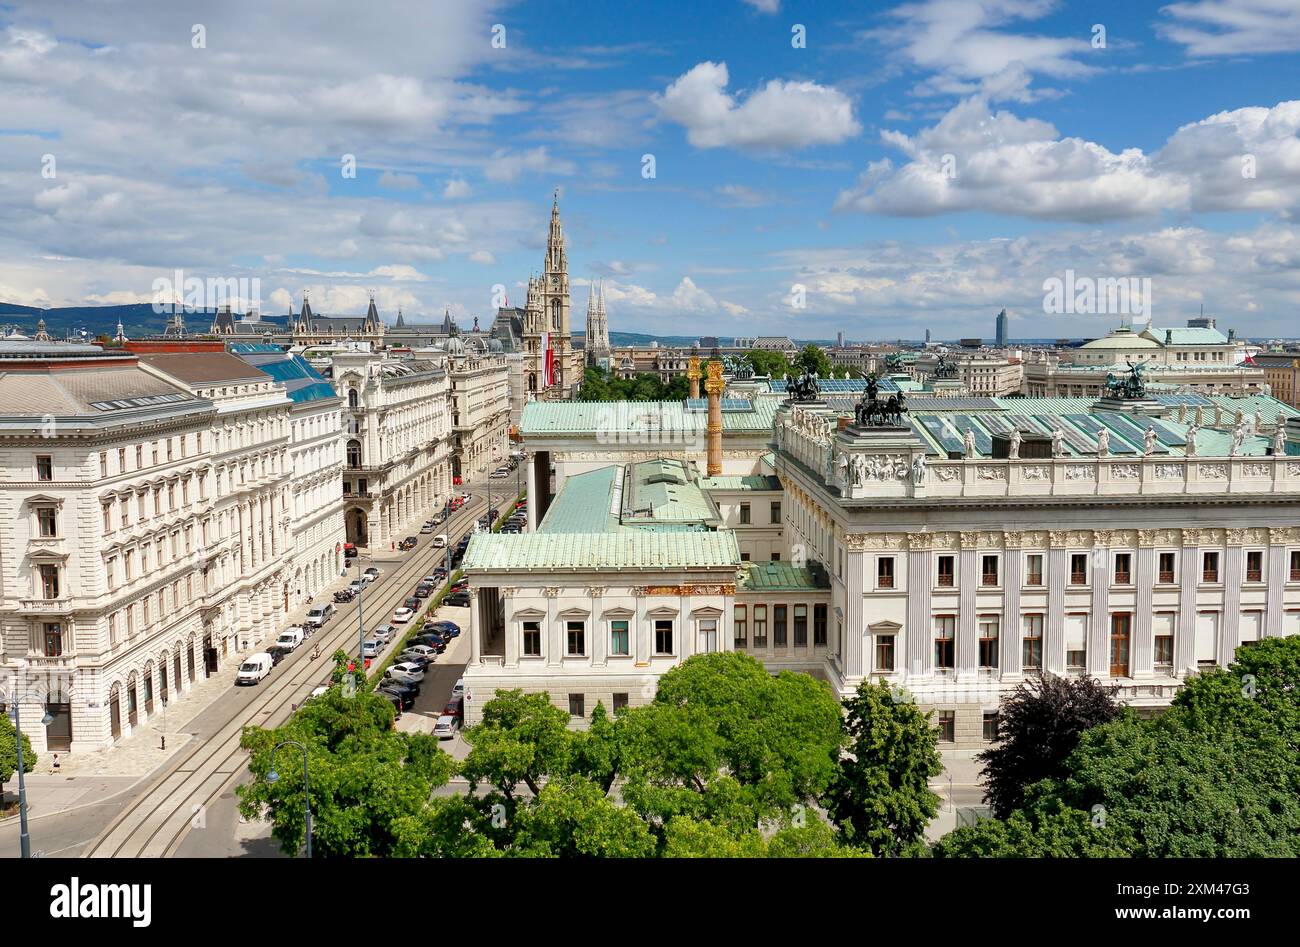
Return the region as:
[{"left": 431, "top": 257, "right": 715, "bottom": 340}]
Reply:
[{"left": 1, "top": 472, "right": 510, "bottom": 859}]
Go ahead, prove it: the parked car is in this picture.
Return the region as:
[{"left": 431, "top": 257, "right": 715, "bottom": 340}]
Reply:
[
  {"left": 398, "top": 536, "right": 418, "bottom": 550},
  {"left": 430, "top": 620, "right": 460, "bottom": 638},
  {"left": 377, "top": 683, "right": 416, "bottom": 709},
  {"left": 333, "top": 588, "right": 355, "bottom": 603},
  {"left": 275, "top": 628, "right": 305, "bottom": 651},
  {"left": 422, "top": 573, "right": 444, "bottom": 585},
  {"left": 378, "top": 692, "right": 403, "bottom": 718},
  {"left": 397, "top": 653, "right": 432, "bottom": 671},
  {"left": 343, "top": 542, "right": 358, "bottom": 558},
  {"left": 386, "top": 662, "right": 425, "bottom": 683},
  {"left": 402, "top": 596, "right": 421, "bottom": 611},
  {"left": 444, "top": 589, "right": 471, "bottom": 607},
  {"left": 264, "top": 645, "right": 291, "bottom": 666},
  {"left": 363, "top": 567, "right": 380, "bottom": 581},
  {"left": 361, "top": 639, "right": 382, "bottom": 660},
  {"left": 236, "top": 653, "right": 273, "bottom": 685},
  {"left": 459, "top": 491, "right": 472, "bottom": 501},
  {"left": 420, "top": 520, "right": 436, "bottom": 534},
  {"left": 444, "top": 698, "right": 464, "bottom": 721},
  {"left": 452, "top": 678, "right": 465, "bottom": 700},
  {"left": 305, "top": 604, "right": 334, "bottom": 628},
  {"left": 371, "top": 624, "right": 397, "bottom": 644},
  {"left": 433, "top": 715, "right": 458, "bottom": 739},
  {"left": 392, "top": 606, "right": 415, "bottom": 623},
  {"left": 402, "top": 643, "right": 438, "bottom": 662},
  {"left": 378, "top": 678, "right": 419, "bottom": 701},
  {"left": 414, "top": 583, "right": 432, "bottom": 598},
  {"left": 490, "top": 469, "right": 509, "bottom": 479},
  {"left": 283, "top": 623, "right": 307, "bottom": 641},
  {"left": 411, "top": 632, "right": 446, "bottom": 650}
]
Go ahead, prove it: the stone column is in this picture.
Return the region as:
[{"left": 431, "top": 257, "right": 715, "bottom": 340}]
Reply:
[
  {"left": 842, "top": 549, "right": 865, "bottom": 679},
  {"left": 1088, "top": 537, "right": 1110, "bottom": 677},
  {"left": 704, "top": 360, "right": 724, "bottom": 476},
  {"left": 957, "top": 534, "right": 979, "bottom": 677},
  {"left": 1046, "top": 537, "right": 1068, "bottom": 673},
  {"left": 504, "top": 600, "right": 518, "bottom": 668},
  {"left": 906, "top": 543, "right": 932, "bottom": 676},
  {"left": 546, "top": 593, "right": 560, "bottom": 667},
  {"left": 526, "top": 456, "right": 537, "bottom": 533},
  {"left": 1001, "top": 538, "right": 1023, "bottom": 676},
  {"left": 469, "top": 591, "right": 482, "bottom": 665},
  {"left": 591, "top": 593, "right": 606, "bottom": 667},
  {"left": 1176, "top": 532, "right": 1199, "bottom": 673},
  {"left": 1266, "top": 529, "right": 1287, "bottom": 636},
  {"left": 1133, "top": 536, "right": 1156, "bottom": 677},
  {"left": 1220, "top": 538, "right": 1244, "bottom": 665}
]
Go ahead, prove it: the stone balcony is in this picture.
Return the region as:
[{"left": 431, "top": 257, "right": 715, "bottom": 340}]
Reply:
[{"left": 18, "top": 597, "right": 74, "bottom": 615}]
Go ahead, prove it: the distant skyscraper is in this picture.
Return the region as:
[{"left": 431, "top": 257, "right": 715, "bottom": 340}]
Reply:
[
  {"left": 925, "top": 328, "right": 931, "bottom": 345},
  {"left": 836, "top": 330, "right": 845, "bottom": 347},
  {"left": 996, "top": 308, "right": 1009, "bottom": 347}
]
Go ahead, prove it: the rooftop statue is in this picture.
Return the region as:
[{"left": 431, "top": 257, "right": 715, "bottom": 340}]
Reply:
[
  {"left": 1104, "top": 358, "right": 1149, "bottom": 399},
  {"left": 854, "top": 371, "right": 908, "bottom": 427},
  {"left": 723, "top": 354, "right": 754, "bottom": 380},
  {"left": 933, "top": 354, "right": 959, "bottom": 380},
  {"left": 785, "top": 367, "right": 821, "bottom": 402}
]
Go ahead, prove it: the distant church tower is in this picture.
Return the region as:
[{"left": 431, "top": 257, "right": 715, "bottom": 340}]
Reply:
[
  {"left": 585, "top": 278, "right": 611, "bottom": 369},
  {"left": 522, "top": 192, "right": 577, "bottom": 397}
]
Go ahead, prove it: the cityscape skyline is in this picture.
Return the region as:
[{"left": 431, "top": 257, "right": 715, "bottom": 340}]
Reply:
[{"left": 1, "top": 1, "right": 1299, "bottom": 338}]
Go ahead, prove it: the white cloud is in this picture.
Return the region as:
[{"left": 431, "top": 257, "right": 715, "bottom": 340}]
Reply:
[
  {"left": 835, "top": 96, "right": 1300, "bottom": 222},
  {"left": 656, "top": 61, "right": 860, "bottom": 151},
  {"left": 714, "top": 184, "right": 775, "bottom": 207},
  {"left": 483, "top": 146, "right": 577, "bottom": 182},
  {"left": 378, "top": 171, "right": 421, "bottom": 191},
  {"left": 368, "top": 264, "right": 428, "bottom": 281},
  {"left": 468, "top": 250, "right": 496, "bottom": 265},
  {"left": 443, "top": 178, "right": 471, "bottom": 199},
  {"left": 865, "top": 0, "right": 1096, "bottom": 102},
  {"left": 742, "top": 0, "right": 781, "bottom": 13},
  {"left": 1158, "top": 0, "right": 1300, "bottom": 57}
]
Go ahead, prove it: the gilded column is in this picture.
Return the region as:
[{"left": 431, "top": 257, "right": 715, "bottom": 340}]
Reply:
[
  {"left": 686, "top": 355, "right": 702, "bottom": 400},
  {"left": 704, "top": 360, "right": 725, "bottom": 476}
]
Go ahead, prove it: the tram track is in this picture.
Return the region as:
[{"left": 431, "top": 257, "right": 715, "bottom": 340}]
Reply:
[{"left": 82, "top": 494, "right": 487, "bottom": 858}]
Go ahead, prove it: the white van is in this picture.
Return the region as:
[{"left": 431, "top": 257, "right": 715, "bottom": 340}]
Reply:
[
  {"left": 431, "top": 534, "right": 449, "bottom": 549},
  {"left": 276, "top": 628, "right": 305, "bottom": 651},
  {"left": 237, "top": 653, "right": 273, "bottom": 685}
]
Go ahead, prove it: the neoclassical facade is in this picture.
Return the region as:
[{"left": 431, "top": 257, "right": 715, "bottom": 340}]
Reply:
[{"left": 331, "top": 350, "right": 452, "bottom": 549}]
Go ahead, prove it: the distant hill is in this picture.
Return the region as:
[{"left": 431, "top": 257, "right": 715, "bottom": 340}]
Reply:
[{"left": 0, "top": 302, "right": 215, "bottom": 339}]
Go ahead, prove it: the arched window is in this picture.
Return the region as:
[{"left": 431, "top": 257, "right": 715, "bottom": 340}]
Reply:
[
  {"left": 551, "top": 299, "right": 561, "bottom": 330},
  {"left": 348, "top": 388, "right": 359, "bottom": 409},
  {"left": 528, "top": 373, "right": 537, "bottom": 392},
  {"left": 346, "top": 440, "right": 362, "bottom": 469}
]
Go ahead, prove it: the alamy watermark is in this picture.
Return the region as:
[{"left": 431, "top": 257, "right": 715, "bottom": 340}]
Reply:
[
  {"left": 1042, "top": 269, "right": 1151, "bottom": 318},
  {"left": 151, "top": 269, "right": 262, "bottom": 314}
]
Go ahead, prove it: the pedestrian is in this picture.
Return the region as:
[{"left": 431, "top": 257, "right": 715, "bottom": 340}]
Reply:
[{"left": 52, "top": 752, "right": 60, "bottom": 775}]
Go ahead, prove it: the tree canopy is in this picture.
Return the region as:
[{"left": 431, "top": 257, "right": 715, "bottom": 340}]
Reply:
[
  {"left": 577, "top": 367, "right": 689, "bottom": 402},
  {"left": 1, "top": 710, "right": 36, "bottom": 790}
]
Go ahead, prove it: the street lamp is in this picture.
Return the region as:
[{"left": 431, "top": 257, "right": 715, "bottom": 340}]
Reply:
[
  {"left": 7, "top": 701, "right": 53, "bottom": 859},
  {"left": 266, "top": 739, "right": 312, "bottom": 858}
]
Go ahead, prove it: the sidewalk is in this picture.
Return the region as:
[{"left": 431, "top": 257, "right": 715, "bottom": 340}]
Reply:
[{"left": 926, "top": 747, "right": 987, "bottom": 842}]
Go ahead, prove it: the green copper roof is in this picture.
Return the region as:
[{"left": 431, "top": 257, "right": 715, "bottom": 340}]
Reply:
[
  {"left": 462, "top": 530, "right": 741, "bottom": 572},
  {"left": 698, "top": 474, "right": 782, "bottom": 491},
  {"left": 538, "top": 466, "right": 621, "bottom": 533},
  {"left": 738, "top": 560, "right": 830, "bottom": 592},
  {"left": 1145, "top": 326, "right": 1230, "bottom": 345}
]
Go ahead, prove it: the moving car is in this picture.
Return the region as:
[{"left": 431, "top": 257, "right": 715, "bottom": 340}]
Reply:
[
  {"left": 392, "top": 606, "right": 415, "bottom": 623},
  {"left": 386, "top": 662, "right": 425, "bottom": 683},
  {"left": 420, "top": 520, "right": 436, "bottom": 534},
  {"left": 343, "top": 542, "right": 358, "bottom": 558},
  {"left": 236, "top": 653, "right": 273, "bottom": 685},
  {"left": 305, "top": 604, "right": 334, "bottom": 628},
  {"left": 264, "top": 645, "right": 291, "bottom": 666},
  {"left": 490, "top": 468, "right": 510, "bottom": 479},
  {"left": 444, "top": 698, "right": 464, "bottom": 721},
  {"left": 398, "top": 536, "right": 418, "bottom": 550},
  {"left": 433, "top": 715, "right": 458, "bottom": 739},
  {"left": 275, "top": 628, "right": 305, "bottom": 651},
  {"left": 431, "top": 534, "right": 449, "bottom": 549}
]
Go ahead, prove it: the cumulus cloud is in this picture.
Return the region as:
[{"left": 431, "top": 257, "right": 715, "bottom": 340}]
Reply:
[
  {"left": 483, "top": 146, "right": 576, "bottom": 182},
  {"left": 467, "top": 250, "right": 496, "bottom": 265},
  {"left": 443, "top": 178, "right": 471, "bottom": 199},
  {"left": 368, "top": 264, "right": 428, "bottom": 281},
  {"left": 656, "top": 61, "right": 860, "bottom": 151},
  {"left": 835, "top": 96, "right": 1300, "bottom": 222}
]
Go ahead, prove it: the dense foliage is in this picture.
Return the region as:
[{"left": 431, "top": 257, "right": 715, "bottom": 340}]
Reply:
[
  {"left": 1, "top": 710, "right": 36, "bottom": 791},
  {"left": 577, "top": 367, "right": 689, "bottom": 402},
  {"left": 937, "top": 636, "right": 1300, "bottom": 857}
]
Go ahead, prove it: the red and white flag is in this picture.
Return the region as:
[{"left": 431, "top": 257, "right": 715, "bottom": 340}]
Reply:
[{"left": 541, "top": 331, "right": 554, "bottom": 386}]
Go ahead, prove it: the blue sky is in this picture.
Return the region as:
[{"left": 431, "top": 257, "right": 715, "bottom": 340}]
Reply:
[{"left": 2, "top": 0, "right": 1299, "bottom": 339}]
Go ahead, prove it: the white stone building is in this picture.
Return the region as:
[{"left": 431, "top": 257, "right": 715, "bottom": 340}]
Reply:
[
  {"left": 329, "top": 350, "right": 452, "bottom": 549},
  {"left": 446, "top": 345, "right": 510, "bottom": 480}
]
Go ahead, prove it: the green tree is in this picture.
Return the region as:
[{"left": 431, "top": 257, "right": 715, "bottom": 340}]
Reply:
[
  {"left": 823, "top": 681, "right": 942, "bottom": 856},
  {"left": 1, "top": 711, "right": 36, "bottom": 799},
  {"left": 460, "top": 689, "right": 573, "bottom": 800},
  {"left": 933, "top": 783, "right": 1126, "bottom": 858},
  {"left": 744, "top": 350, "right": 789, "bottom": 379},
  {"left": 509, "top": 775, "right": 657, "bottom": 857},
  {"left": 977, "top": 675, "right": 1120, "bottom": 818},
  {"left": 795, "top": 344, "right": 834, "bottom": 378}
]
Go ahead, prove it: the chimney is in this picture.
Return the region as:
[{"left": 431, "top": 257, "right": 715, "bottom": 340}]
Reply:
[{"left": 704, "top": 359, "right": 724, "bottom": 476}]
